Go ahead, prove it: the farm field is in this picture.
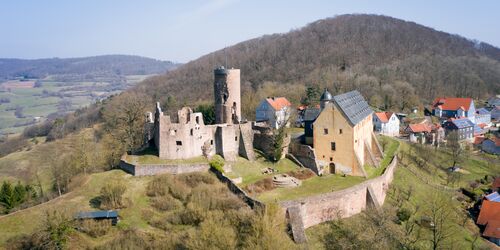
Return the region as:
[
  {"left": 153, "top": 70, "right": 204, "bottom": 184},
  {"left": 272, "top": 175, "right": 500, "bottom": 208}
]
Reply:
[{"left": 0, "top": 75, "right": 153, "bottom": 134}]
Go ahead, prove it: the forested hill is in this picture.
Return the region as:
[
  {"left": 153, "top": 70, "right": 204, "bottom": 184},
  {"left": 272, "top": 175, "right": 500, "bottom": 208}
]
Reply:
[
  {"left": 0, "top": 55, "right": 179, "bottom": 80},
  {"left": 137, "top": 14, "right": 500, "bottom": 116}
]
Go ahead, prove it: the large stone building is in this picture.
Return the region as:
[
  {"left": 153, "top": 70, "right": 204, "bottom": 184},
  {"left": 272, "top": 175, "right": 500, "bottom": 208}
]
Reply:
[
  {"left": 145, "top": 67, "right": 255, "bottom": 162},
  {"left": 312, "top": 90, "right": 383, "bottom": 176}
]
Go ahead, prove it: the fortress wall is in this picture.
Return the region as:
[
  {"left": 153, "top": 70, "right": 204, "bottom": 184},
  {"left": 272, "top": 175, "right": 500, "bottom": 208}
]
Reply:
[
  {"left": 281, "top": 156, "right": 397, "bottom": 229},
  {"left": 119, "top": 160, "right": 209, "bottom": 176}
]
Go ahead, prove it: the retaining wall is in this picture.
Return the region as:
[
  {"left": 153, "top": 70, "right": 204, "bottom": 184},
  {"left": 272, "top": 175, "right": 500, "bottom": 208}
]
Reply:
[
  {"left": 119, "top": 160, "right": 209, "bottom": 176},
  {"left": 281, "top": 156, "right": 397, "bottom": 241}
]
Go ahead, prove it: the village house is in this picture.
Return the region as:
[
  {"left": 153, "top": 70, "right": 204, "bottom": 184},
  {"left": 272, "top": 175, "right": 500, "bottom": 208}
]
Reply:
[
  {"left": 486, "top": 95, "right": 500, "bottom": 108},
  {"left": 373, "top": 111, "right": 400, "bottom": 136},
  {"left": 255, "top": 97, "right": 291, "bottom": 129},
  {"left": 405, "top": 123, "right": 432, "bottom": 144},
  {"left": 476, "top": 200, "right": 500, "bottom": 246},
  {"left": 443, "top": 118, "right": 475, "bottom": 142},
  {"left": 475, "top": 108, "right": 491, "bottom": 126},
  {"left": 481, "top": 136, "right": 500, "bottom": 155},
  {"left": 490, "top": 106, "right": 500, "bottom": 123},
  {"left": 311, "top": 89, "right": 382, "bottom": 176},
  {"left": 432, "top": 97, "right": 476, "bottom": 123}
]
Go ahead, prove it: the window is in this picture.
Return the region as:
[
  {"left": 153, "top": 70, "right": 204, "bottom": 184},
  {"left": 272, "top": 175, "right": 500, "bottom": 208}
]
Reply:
[
  {"left": 331, "top": 142, "right": 336, "bottom": 151},
  {"left": 210, "top": 140, "right": 213, "bottom": 145},
  {"left": 190, "top": 129, "right": 193, "bottom": 136},
  {"left": 195, "top": 116, "right": 200, "bottom": 124},
  {"left": 339, "top": 129, "right": 343, "bottom": 134},
  {"left": 324, "top": 128, "right": 329, "bottom": 135},
  {"left": 176, "top": 141, "right": 182, "bottom": 146},
  {"left": 235, "top": 136, "right": 238, "bottom": 141},
  {"left": 329, "top": 157, "right": 333, "bottom": 161}
]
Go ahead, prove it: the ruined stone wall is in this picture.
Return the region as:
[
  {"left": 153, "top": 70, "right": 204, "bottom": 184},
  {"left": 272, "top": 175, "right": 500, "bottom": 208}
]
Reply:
[
  {"left": 289, "top": 142, "right": 322, "bottom": 175},
  {"left": 210, "top": 168, "right": 265, "bottom": 209},
  {"left": 281, "top": 156, "right": 397, "bottom": 232},
  {"left": 119, "top": 160, "right": 210, "bottom": 176}
]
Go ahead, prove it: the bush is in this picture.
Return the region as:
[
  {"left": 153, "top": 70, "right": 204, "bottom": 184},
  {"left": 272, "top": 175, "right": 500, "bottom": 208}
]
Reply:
[
  {"left": 209, "top": 155, "right": 225, "bottom": 173},
  {"left": 78, "top": 219, "right": 111, "bottom": 237},
  {"left": 146, "top": 175, "right": 171, "bottom": 197},
  {"left": 151, "top": 195, "right": 183, "bottom": 211},
  {"left": 177, "top": 172, "right": 216, "bottom": 187},
  {"left": 100, "top": 181, "right": 127, "bottom": 209},
  {"left": 396, "top": 208, "right": 412, "bottom": 223}
]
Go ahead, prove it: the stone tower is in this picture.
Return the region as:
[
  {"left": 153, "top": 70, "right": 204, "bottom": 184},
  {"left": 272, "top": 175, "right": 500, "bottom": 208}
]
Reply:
[{"left": 214, "top": 66, "right": 241, "bottom": 124}]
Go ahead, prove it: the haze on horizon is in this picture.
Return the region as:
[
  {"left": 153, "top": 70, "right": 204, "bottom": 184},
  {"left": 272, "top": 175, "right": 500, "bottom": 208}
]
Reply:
[{"left": 0, "top": 0, "right": 499, "bottom": 63}]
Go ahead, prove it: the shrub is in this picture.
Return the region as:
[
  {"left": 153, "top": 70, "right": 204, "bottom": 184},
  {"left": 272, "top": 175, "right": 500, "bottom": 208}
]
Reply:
[
  {"left": 151, "top": 195, "right": 183, "bottom": 211},
  {"left": 209, "top": 155, "right": 225, "bottom": 173},
  {"left": 78, "top": 219, "right": 111, "bottom": 237},
  {"left": 146, "top": 175, "right": 171, "bottom": 197},
  {"left": 396, "top": 208, "right": 412, "bottom": 223},
  {"left": 177, "top": 172, "right": 216, "bottom": 187},
  {"left": 100, "top": 181, "right": 127, "bottom": 209}
]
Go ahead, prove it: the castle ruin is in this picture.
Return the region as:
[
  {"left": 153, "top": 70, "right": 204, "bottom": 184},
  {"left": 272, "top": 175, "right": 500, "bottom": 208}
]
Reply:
[{"left": 144, "top": 67, "right": 255, "bottom": 162}]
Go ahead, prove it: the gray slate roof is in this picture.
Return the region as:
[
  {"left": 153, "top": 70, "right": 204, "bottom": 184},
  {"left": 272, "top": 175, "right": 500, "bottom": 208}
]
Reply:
[
  {"left": 76, "top": 210, "right": 118, "bottom": 219},
  {"left": 304, "top": 108, "right": 320, "bottom": 121},
  {"left": 451, "top": 118, "right": 474, "bottom": 129},
  {"left": 332, "top": 90, "right": 373, "bottom": 126}
]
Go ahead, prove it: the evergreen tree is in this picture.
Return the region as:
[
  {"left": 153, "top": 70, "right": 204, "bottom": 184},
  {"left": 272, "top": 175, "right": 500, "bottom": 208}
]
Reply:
[{"left": 0, "top": 181, "right": 14, "bottom": 209}]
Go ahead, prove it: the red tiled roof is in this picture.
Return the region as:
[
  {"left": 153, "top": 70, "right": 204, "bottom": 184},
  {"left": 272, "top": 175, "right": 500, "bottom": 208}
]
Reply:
[
  {"left": 477, "top": 200, "right": 500, "bottom": 225},
  {"left": 407, "top": 123, "right": 432, "bottom": 133},
  {"left": 432, "top": 97, "right": 473, "bottom": 111},
  {"left": 478, "top": 123, "right": 488, "bottom": 129},
  {"left": 483, "top": 220, "right": 500, "bottom": 238},
  {"left": 375, "top": 112, "right": 394, "bottom": 123},
  {"left": 297, "top": 105, "right": 307, "bottom": 111},
  {"left": 493, "top": 177, "right": 500, "bottom": 190},
  {"left": 494, "top": 137, "right": 500, "bottom": 147},
  {"left": 266, "top": 97, "right": 291, "bottom": 111},
  {"left": 474, "top": 136, "right": 486, "bottom": 145}
]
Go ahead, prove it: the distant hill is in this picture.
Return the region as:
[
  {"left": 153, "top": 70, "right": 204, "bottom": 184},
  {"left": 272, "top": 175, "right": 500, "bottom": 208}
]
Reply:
[
  {"left": 136, "top": 14, "right": 500, "bottom": 117},
  {"left": 0, "top": 55, "right": 180, "bottom": 81}
]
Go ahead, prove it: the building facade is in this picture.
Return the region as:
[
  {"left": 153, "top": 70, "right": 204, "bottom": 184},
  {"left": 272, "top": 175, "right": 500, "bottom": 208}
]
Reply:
[
  {"left": 432, "top": 97, "right": 476, "bottom": 123},
  {"left": 312, "top": 90, "right": 382, "bottom": 176},
  {"left": 373, "top": 112, "right": 400, "bottom": 136},
  {"left": 255, "top": 97, "right": 291, "bottom": 129},
  {"left": 475, "top": 108, "right": 491, "bottom": 126},
  {"left": 443, "top": 118, "right": 475, "bottom": 142}
]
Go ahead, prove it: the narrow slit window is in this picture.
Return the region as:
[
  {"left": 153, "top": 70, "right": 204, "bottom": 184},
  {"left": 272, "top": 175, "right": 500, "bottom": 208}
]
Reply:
[
  {"left": 331, "top": 142, "right": 336, "bottom": 151},
  {"left": 176, "top": 141, "right": 182, "bottom": 146},
  {"left": 324, "top": 128, "right": 328, "bottom": 135}
]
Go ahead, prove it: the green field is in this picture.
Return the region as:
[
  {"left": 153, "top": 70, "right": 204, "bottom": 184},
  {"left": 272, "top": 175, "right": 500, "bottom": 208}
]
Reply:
[{"left": 0, "top": 75, "right": 153, "bottom": 134}]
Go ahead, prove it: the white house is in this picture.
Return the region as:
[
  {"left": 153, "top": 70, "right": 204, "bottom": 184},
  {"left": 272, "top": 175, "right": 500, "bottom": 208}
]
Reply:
[
  {"left": 373, "top": 112, "right": 400, "bottom": 136},
  {"left": 256, "top": 97, "right": 291, "bottom": 128}
]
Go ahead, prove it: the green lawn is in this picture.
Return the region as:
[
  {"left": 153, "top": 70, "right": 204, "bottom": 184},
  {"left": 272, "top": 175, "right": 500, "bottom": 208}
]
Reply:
[
  {"left": 257, "top": 174, "right": 365, "bottom": 203},
  {"left": 226, "top": 154, "right": 299, "bottom": 186},
  {"left": 124, "top": 147, "right": 208, "bottom": 165},
  {"left": 365, "top": 136, "right": 400, "bottom": 178}
]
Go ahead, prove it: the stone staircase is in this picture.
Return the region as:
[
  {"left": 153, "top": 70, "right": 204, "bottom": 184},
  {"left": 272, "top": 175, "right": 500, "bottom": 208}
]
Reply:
[{"left": 273, "top": 174, "right": 302, "bottom": 187}]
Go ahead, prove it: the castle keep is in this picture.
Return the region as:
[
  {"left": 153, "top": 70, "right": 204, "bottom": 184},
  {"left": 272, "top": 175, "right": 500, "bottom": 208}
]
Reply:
[{"left": 145, "top": 67, "right": 254, "bottom": 162}]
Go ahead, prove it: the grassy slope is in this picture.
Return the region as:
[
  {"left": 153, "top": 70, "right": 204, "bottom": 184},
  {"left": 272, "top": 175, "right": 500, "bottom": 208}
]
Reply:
[
  {"left": 305, "top": 140, "right": 499, "bottom": 249},
  {"left": 0, "top": 170, "right": 154, "bottom": 246}
]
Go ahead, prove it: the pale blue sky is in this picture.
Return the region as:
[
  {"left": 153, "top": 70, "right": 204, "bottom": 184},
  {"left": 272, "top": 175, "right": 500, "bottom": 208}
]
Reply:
[{"left": 0, "top": 0, "right": 499, "bottom": 62}]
